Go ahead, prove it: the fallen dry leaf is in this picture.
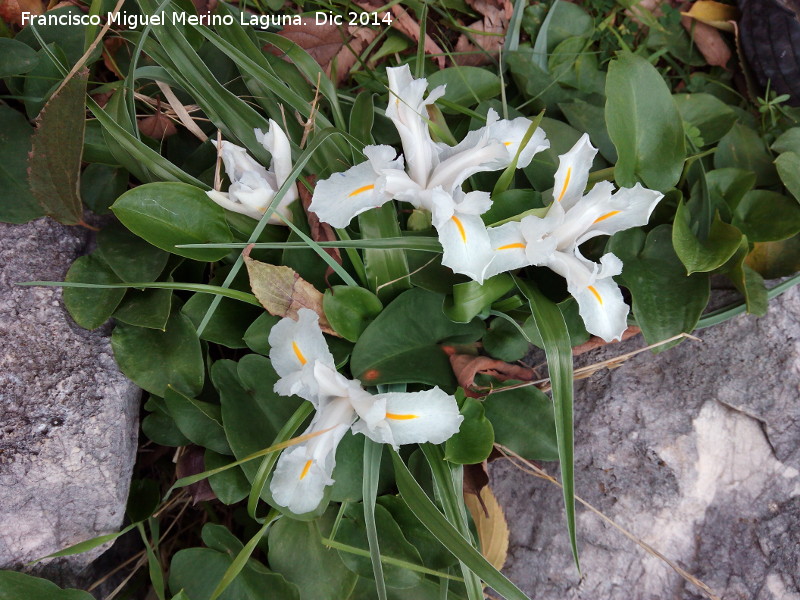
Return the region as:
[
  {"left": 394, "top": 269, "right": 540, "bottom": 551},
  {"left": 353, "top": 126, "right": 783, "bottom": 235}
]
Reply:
[
  {"left": 273, "top": 17, "right": 348, "bottom": 69},
  {"left": 464, "top": 483, "right": 509, "bottom": 571},
  {"left": 448, "top": 353, "right": 536, "bottom": 397},
  {"left": 332, "top": 26, "right": 378, "bottom": 85},
  {"left": 455, "top": 0, "right": 512, "bottom": 66},
  {"left": 681, "top": 0, "right": 738, "bottom": 32},
  {"left": 175, "top": 446, "right": 217, "bottom": 505},
  {"left": 463, "top": 461, "right": 490, "bottom": 510},
  {"left": 682, "top": 15, "right": 732, "bottom": 67},
  {"left": 102, "top": 37, "right": 125, "bottom": 79},
  {"left": 571, "top": 326, "right": 641, "bottom": 356},
  {"left": 243, "top": 247, "right": 338, "bottom": 335},
  {"left": 137, "top": 108, "right": 178, "bottom": 139},
  {"left": 0, "top": 0, "right": 44, "bottom": 26}
]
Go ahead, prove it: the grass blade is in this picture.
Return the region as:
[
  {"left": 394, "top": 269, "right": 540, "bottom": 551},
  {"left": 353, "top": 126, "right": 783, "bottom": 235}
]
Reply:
[
  {"left": 209, "top": 515, "right": 277, "bottom": 600},
  {"left": 175, "top": 237, "right": 443, "bottom": 252},
  {"left": 363, "top": 439, "right": 387, "bottom": 600}
]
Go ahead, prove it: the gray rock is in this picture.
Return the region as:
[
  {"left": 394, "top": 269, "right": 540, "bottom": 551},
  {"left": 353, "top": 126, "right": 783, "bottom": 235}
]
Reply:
[
  {"left": 0, "top": 219, "right": 140, "bottom": 585},
  {"left": 494, "top": 285, "right": 800, "bottom": 600}
]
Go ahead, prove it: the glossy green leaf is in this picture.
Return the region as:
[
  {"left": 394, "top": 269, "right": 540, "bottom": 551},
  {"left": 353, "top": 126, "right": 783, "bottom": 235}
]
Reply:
[
  {"left": 483, "top": 317, "right": 530, "bottom": 362},
  {"left": 672, "top": 201, "right": 743, "bottom": 274},
  {"left": 0, "top": 38, "right": 39, "bottom": 78},
  {"left": 733, "top": 190, "right": 800, "bottom": 242},
  {"left": 771, "top": 127, "right": 800, "bottom": 154},
  {"left": 97, "top": 221, "right": 169, "bottom": 282},
  {"left": 705, "top": 168, "right": 756, "bottom": 212},
  {"left": 323, "top": 286, "right": 383, "bottom": 342},
  {"left": 351, "top": 289, "right": 484, "bottom": 390},
  {"left": 63, "top": 254, "right": 125, "bottom": 330},
  {"left": 182, "top": 293, "right": 261, "bottom": 348},
  {"left": 443, "top": 274, "right": 515, "bottom": 323},
  {"left": 673, "top": 93, "right": 737, "bottom": 145},
  {"left": 268, "top": 517, "right": 358, "bottom": 600},
  {"left": 559, "top": 100, "right": 617, "bottom": 162},
  {"left": 112, "top": 183, "right": 234, "bottom": 262},
  {"left": 359, "top": 203, "right": 411, "bottom": 302},
  {"left": 427, "top": 67, "right": 501, "bottom": 109},
  {"left": 444, "top": 397, "right": 494, "bottom": 465},
  {"left": 111, "top": 310, "right": 204, "bottom": 397},
  {"left": 113, "top": 287, "right": 173, "bottom": 330},
  {"left": 606, "top": 53, "right": 685, "bottom": 191},
  {"left": 243, "top": 312, "right": 281, "bottom": 355},
  {"left": 515, "top": 277, "right": 578, "bottom": 570},
  {"left": 0, "top": 105, "right": 41, "bottom": 223},
  {"left": 775, "top": 151, "right": 800, "bottom": 202},
  {"left": 164, "top": 386, "right": 230, "bottom": 455},
  {"left": 80, "top": 164, "right": 128, "bottom": 215},
  {"left": 609, "top": 225, "right": 709, "bottom": 348},
  {"left": 484, "top": 386, "right": 558, "bottom": 461},
  {"left": 205, "top": 450, "right": 250, "bottom": 505},
  {"left": 714, "top": 123, "right": 778, "bottom": 186},
  {"left": 0, "top": 570, "right": 93, "bottom": 600}
]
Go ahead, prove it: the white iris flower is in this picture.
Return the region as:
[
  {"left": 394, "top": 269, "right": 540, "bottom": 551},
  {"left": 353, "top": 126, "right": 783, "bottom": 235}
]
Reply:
[
  {"left": 483, "top": 134, "right": 664, "bottom": 342},
  {"left": 268, "top": 308, "right": 463, "bottom": 514},
  {"left": 206, "top": 119, "right": 298, "bottom": 225},
  {"left": 309, "top": 65, "right": 549, "bottom": 283}
]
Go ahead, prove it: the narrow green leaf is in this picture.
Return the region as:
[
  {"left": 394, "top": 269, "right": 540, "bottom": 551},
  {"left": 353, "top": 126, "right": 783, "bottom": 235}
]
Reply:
[
  {"left": 209, "top": 518, "right": 275, "bottom": 600},
  {"left": 359, "top": 203, "right": 412, "bottom": 302},
  {"left": 363, "top": 439, "right": 387, "bottom": 600}
]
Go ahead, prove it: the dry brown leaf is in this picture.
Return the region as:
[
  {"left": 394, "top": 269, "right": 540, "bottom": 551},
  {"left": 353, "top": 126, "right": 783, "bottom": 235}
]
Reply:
[
  {"left": 175, "top": 446, "right": 217, "bottom": 505},
  {"left": 137, "top": 108, "right": 178, "bottom": 139},
  {"left": 332, "top": 26, "right": 378, "bottom": 85},
  {"left": 682, "top": 15, "right": 732, "bottom": 67},
  {"left": 271, "top": 17, "right": 349, "bottom": 69},
  {"left": 243, "top": 247, "right": 338, "bottom": 335},
  {"left": 463, "top": 462, "right": 490, "bottom": 511},
  {"left": 464, "top": 484, "right": 509, "bottom": 571},
  {"left": 448, "top": 353, "right": 535, "bottom": 397},
  {"left": 571, "top": 325, "right": 641, "bottom": 356},
  {"left": 102, "top": 37, "right": 125, "bottom": 79},
  {"left": 0, "top": 0, "right": 44, "bottom": 25},
  {"left": 454, "top": 0, "right": 511, "bottom": 66}
]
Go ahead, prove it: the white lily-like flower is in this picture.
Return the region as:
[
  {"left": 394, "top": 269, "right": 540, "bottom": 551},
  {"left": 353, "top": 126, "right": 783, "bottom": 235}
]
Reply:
[
  {"left": 309, "top": 65, "right": 549, "bottom": 283},
  {"left": 268, "top": 308, "right": 463, "bottom": 514},
  {"left": 206, "top": 119, "right": 298, "bottom": 225},
  {"left": 483, "top": 134, "right": 664, "bottom": 342}
]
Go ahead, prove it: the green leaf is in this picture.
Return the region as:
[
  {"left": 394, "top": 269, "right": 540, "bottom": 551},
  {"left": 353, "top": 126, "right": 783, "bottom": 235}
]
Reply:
[
  {"left": 113, "top": 287, "right": 174, "bottom": 330},
  {"left": 97, "top": 221, "right": 169, "bottom": 282},
  {"left": 243, "top": 312, "right": 281, "bottom": 355},
  {"left": 351, "top": 289, "right": 484, "bottom": 390},
  {"left": 205, "top": 450, "right": 250, "bottom": 505},
  {"left": 483, "top": 317, "right": 530, "bottom": 362},
  {"left": 359, "top": 203, "right": 412, "bottom": 303},
  {"left": 390, "top": 451, "right": 530, "bottom": 600},
  {"left": 673, "top": 93, "right": 737, "bottom": 145},
  {"left": 63, "top": 254, "right": 126, "bottom": 330},
  {"left": 81, "top": 164, "right": 128, "bottom": 214},
  {"left": 427, "top": 67, "right": 501, "bottom": 109},
  {"left": 705, "top": 168, "right": 756, "bottom": 212},
  {"left": 672, "top": 201, "right": 743, "bottom": 274},
  {"left": 0, "top": 38, "right": 39, "bottom": 77},
  {"left": 514, "top": 277, "right": 578, "bottom": 571},
  {"left": 112, "top": 182, "right": 234, "bottom": 262},
  {"left": 0, "top": 105, "right": 41, "bottom": 223},
  {"left": 733, "top": 190, "right": 800, "bottom": 242},
  {"left": 444, "top": 397, "right": 494, "bottom": 465},
  {"left": 182, "top": 292, "right": 262, "bottom": 348},
  {"left": 164, "top": 386, "right": 231, "bottom": 455},
  {"left": 714, "top": 123, "right": 778, "bottom": 186},
  {"left": 362, "top": 438, "right": 387, "bottom": 599},
  {"left": 268, "top": 517, "right": 358, "bottom": 600},
  {"left": 727, "top": 239, "right": 768, "bottom": 316},
  {"left": 746, "top": 235, "right": 800, "bottom": 279},
  {"left": 323, "top": 286, "right": 383, "bottom": 343},
  {"left": 605, "top": 53, "right": 685, "bottom": 191},
  {"left": 775, "top": 152, "right": 800, "bottom": 202},
  {"left": 168, "top": 547, "right": 299, "bottom": 600},
  {"left": 484, "top": 386, "right": 558, "bottom": 461},
  {"left": 336, "top": 503, "right": 424, "bottom": 589},
  {"left": 771, "top": 127, "right": 800, "bottom": 154},
  {"left": 0, "top": 570, "right": 93, "bottom": 600},
  {"left": 443, "top": 274, "right": 515, "bottom": 323},
  {"left": 111, "top": 310, "right": 204, "bottom": 396},
  {"left": 559, "top": 100, "right": 617, "bottom": 163},
  {"left": 27, "top": 69, "right": 88, "bottom": 225},
  {"left": 609, "top": 225, "right": 709, "bottom": 348}
]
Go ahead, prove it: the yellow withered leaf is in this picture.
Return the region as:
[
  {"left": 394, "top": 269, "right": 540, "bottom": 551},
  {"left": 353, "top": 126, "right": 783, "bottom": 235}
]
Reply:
[
  {"left": 243, "top": 252, "right": 339, "bottom": 336},
  {"left": 465, "top": 485, "right": 509, "bottom": 572},
  {"left": 681, "top": 1, "right": 738, "bottom": 32}
]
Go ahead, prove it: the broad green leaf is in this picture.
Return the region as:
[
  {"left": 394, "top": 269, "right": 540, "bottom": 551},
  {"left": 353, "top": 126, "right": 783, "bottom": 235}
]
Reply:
[
  {"left": 484, "top": 386, "right": 558, "bottom": 461},
  {"left": 323, "top": 286, "right": 383, "bottom": 342},
  {"left": 336, "top": 503, "right": 424, "bottom": 589},
  {"left": 672, "top": 201, "right": 743, "bottom": 274},
  {"left": 481, "top": 189, "right": 544, "bottom": 225},
  {"left": 0, "top": 570, "right": 93, "bottom": 600},
  {"left": 243, "top": 312, "right": 280, "bottom": 355},
  {"left": 444, "top": 274, "right": 515, "bottom": 323},
  {"left": 715, "top": 123, "right": 778, "bottom": 186},
  {"left": 268, "top": 517, "right": 358, "bottom": 600},
  {"left": 705, "top": 168, "right": 756, "bottom": 212},
  {"left": 359, "top": 203, "right": 411, "bottom": 303},
  {"left": 733, "top": 190, "right": 800, "bottom": 242},
  {"left": 673, "top": 93, "right": 737, "bottom": 145},
  {"left": 606, "top": 53, "right": 685, "bottom": 191},
  {"left": 609, "top": 225, "right": 709, "bottom": 348},
  {"left": 202, "top": 523, "right": 245, "bottom": 557},
  {"left": 113, "top": 287, "right": 174, "bottom": 330},
  {"left": 182, "top": 292, "right": 262, "bottom": 348},
  {"left": 164, "top": 386, "right": 231, "bottom": 455},
  {"left": 142, "top": 398, "right": 191, "bottom": 447},
  {"left": 515, "top": 278, "right": 578, "bottom": 570},
  {"left": 27, "top": 69, "right": 88, "bottom": 225},
  {"left": 111, "top": 310, "right": 204, "bottom": 396},
  {"left": 205, "top": 450, "right": 250, "bottom": 505},
  {"left": 63, "top": 254, "right": 125, "bottom": 330},
  {"left": 427, "top": 67, "right": 501, "bottom": 109},
  {"left": 81, "top": 164, "right": 128, "bottom": 214},
  {"left": 746, "top": 235, "right": 800, "bottom": 279},
  {"left": 112, "top": 182, "right": 234, "bottom": 262},
  {"left": 0, "top": 38, "right": 39, "bottom": 77},
  {"left": 772, "top": 127, "right": 800, "bottom": 154},
  {"left": 390, "top": 452, "right": 530, "bottom": 600},
  {"left": 0, "top": 105, "right": 41, "bottom": 223},
  {"left": 97, "top": 221, "right": 169, "bottom": 282},
  {"left": 775, "top": 152, "right": 800, "bottom": 202},
  {"left": 444, "top": 397, "right": 494, "bottom": 465},
  {"left": 727, "top": 239, "right": 768, "bottom": 316},
  {"left": 559, "top": 100, "right": 617, "bottom": 162},
  {"left": 168, "top": 548, "right": 299, "bottom": 600},
  {"left": 483, "top": 317, "right": 530, "bottom": 362},
  {"left": 351, "top": 289, "right": 484, "bottom": 390},
  {"left": 126, "top": 479, "right": 161, "bottom": 523}
]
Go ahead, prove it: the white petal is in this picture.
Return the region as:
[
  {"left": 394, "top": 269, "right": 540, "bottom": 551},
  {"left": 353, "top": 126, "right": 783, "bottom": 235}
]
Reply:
[
  {"left": 270, "top": 398, "right": 353, "bottom": 514},
  {"left": 483, "top": 221, "right": 530, "bottom": 279},
  {"left": 269, "top": 309, "right": 335, "bottom": 404},
  {"left": 352, "top": 387, "right": 463, "bottom": 450},
  {"left": 569, "top": 271, "right": 628, "bottom": 342},
  {"left": 427, "top": 138, "right": 507, "bottom": 191},
  {"left": 309, "top": 145, "right": 400, "bottom": 228},
  {"left": 256, "top": 121, "right": 293, "bottom": 189},
  {"left": 456, "top": 190, "right": 492, "bottom": 216},
  {"left": 552, "top": 133, "right": 597, "bottom": 209},
  {"left": 484, "top": 112, "right": 550, "bottom": 169},
  {"left": 577, "top": 183, "right": 664, "bottom": 243},
  {"left": 438, "top": 212, "right": 495, "bottom": 283},
  {"left": 519, "top": 212, "right": 562, "bottom": 266},
  {"left": 206, "top": 190, "right": 263, "bottom": 220},
  {"left": 214, "top": 139, "right": 269, "bottom": 182}
]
